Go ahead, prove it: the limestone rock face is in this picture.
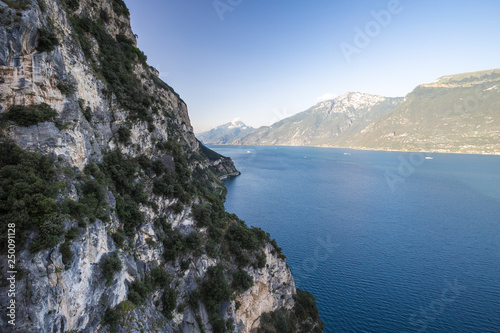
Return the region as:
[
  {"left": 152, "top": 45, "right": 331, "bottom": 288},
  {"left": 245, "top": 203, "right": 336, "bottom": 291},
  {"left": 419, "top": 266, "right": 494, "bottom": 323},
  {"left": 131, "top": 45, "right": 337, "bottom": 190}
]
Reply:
[
  {"left": 235, "top": 245, "right": 296, "bottom": 332},
  {"left": 0, "top": 1, "right": 321, "bottom": 332}
]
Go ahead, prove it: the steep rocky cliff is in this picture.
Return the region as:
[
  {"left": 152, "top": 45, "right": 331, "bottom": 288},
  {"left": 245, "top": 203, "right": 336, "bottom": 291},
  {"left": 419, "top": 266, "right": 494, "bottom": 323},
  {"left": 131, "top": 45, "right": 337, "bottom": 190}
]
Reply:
[{"left": 0, "top": 0, "right": 323, "bottom": 332}]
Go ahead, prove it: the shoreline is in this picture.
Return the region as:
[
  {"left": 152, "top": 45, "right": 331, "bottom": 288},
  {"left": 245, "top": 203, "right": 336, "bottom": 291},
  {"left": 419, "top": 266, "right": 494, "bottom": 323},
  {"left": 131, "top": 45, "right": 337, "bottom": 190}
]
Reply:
[{"left": 205, "top": 143, "right": 500, "bottom": 156}]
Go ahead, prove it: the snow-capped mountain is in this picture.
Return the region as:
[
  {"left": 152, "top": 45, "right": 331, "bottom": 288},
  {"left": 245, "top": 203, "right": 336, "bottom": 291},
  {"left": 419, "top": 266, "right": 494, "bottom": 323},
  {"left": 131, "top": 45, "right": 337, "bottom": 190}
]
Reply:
[{"left": 197, "top": 120, "right": 255, "bottom": 144}]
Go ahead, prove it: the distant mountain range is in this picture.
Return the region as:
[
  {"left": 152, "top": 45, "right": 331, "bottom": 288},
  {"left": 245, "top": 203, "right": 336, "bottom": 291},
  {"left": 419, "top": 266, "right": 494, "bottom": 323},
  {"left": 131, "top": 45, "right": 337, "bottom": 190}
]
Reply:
[
  {"left": 231, "top": 92, "right": 403, "bottom": 147},
  {"left": 197, "top": 68, "right": 500, "bottom": 154},
  {"left": 349, "top": 68, "right": 500, "bottom": 154},
  {"left": 197, "top": 120, "right": 255, "bottom": 144}
]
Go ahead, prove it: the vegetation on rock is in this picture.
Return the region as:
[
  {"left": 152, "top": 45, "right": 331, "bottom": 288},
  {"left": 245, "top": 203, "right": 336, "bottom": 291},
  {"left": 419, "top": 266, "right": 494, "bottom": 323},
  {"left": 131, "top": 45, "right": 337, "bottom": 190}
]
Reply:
[{"left": 3, "top": 103, "right": 57, "bottom": 126}]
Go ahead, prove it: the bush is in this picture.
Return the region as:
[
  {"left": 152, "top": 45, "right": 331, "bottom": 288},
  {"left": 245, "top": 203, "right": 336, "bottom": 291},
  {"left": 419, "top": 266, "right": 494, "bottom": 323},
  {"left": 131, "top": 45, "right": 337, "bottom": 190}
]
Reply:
[
  {"left": 192, "top": 204, "right": 212, "bottom": 227},
  {"left": 188, "top": 289, "right": 200, "bottom": 310},
  {"left": 151, "top": 266, "right": 170, "bottom": 286},
  {"left": 101, "top": 150, "right": 143, "bottom": 197},
  {"left": 29, "top": 214, "right": 65, "bottom": 252},
  {"left": 232, "top": 268, "right": 253, "bottom": 293},
  {"left": 127, "top": 268, "right": 169, "bottom": 305},
  {"left": 128, "top": 278, "right": 154, "bottom": 305},
  {"left": 3, "top": 103, "right": 57, "bottom": 126},
  {"left": 112, "top": 231, "right": 125, "bottom": 248},
  {"left": 103, "top": 306, "right": 120, "bottom": 333},
  {"left": 117, "top": 126, "right": 131, "bottom": 144},
  {"left": 254, "top": 252, "right": 267, "bottom": 269},
  {"left": 163, "top": 231, "right": 187, "bottom": 261},
  {"left": 62, "top": 199, "right": 89, "bottom": 223},
  {"left": 208, "top": 225, "right": 224, "bottom": 243},
  {"left": 127, "top": 290, "right": 142, "bottom": 305},
  {"left": 60, "top": 241, "right": 73, "bottom": 266},
  {"left": 210, "top": 313, "right": 229, "bottom": 333},
  {"left": 180, "top": 259, "right": 190, "bottom": 271},
  {"left": 63, "top": 0, "right": 79, "bottom": 11},
  {"left": 79, "top": 179, "right": 108, "bottom": 222},
  {"left": 270, "top": 238, "right": 286, "bottom": 260},
  {"left": 225, "top": 221, "right": 272, "bottom": 267},
  {"left": 235, "top": 249, "right": 251, "bottom": 267},
  {"left": 102, "top": 301, "right": 135, "bottom": 333},
  {"left": 260, "top": 289, "right": 324, "bottom": 333},
  {"left": 112, "top": 0, "right": 129, "bottom": 17},
  {"left": 36, "top": 28, "right": 59, "bottom": 52},
  {"left": 185, "top": 232, "right": 202, "bottom": 252},
  {"left": 0, "top": 140, "right": 61, "bottom": 252},
  {"left": 205, "top": 240, "right": 220, "bottom": 258},
  {"left": 293, "top": 289, "right": 321, "bottom": 322},
  {"left": 101, "top": 252, "right": 122, "bottom": 285},
  {"left": 259, "top": 309, "right": 292, "bottom": 333},
  {"left": 82, "top": 150, "right": 150, "bottom": 237},
  {"left": 82, "top": 106, "right": 92, "bottom": 122},
  {"left": 153, "top": 175, "right": 175, "bottom": 197},
  {"left": 171, "top": 202, "right": 184, "bottom": 215},
  {"left": 162, "top": 287, "right": 177, "bottom": 319},
  {"left": 201, "top": 264, "right": 231, "bottom": 314},
  {"left": 66, "top": 227, "right": 79, "bottom": 241},
  {"left": 116, "top": 195, "right": 143, "bottom": 236},
  {"left": 57, "top": 81, "right": 76, "bottom": 95}
]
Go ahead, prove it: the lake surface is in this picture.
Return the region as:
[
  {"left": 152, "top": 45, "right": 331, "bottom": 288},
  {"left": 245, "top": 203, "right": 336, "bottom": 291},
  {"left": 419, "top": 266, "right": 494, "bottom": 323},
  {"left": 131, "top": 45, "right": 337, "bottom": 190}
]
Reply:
[{"left": 210, "top": 145, "right": 500, "bottom": 333}]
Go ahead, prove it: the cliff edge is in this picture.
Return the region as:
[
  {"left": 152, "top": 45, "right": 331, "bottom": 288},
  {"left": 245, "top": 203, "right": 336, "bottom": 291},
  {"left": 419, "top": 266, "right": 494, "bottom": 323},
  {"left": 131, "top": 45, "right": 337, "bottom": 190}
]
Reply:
[{"left": 0, "top": 0, "right": 323, "bottom": 332}]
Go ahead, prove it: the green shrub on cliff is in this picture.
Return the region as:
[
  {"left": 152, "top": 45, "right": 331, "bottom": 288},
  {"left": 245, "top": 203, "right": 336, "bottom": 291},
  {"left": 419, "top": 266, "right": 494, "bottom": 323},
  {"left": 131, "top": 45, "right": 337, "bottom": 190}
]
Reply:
[
  {"left": 36, "top": 28, "right": 59, "bottom": 52},
  {"left": 0, "top": 140, "right": 61, "bottom": 252},
  {"left": 100, "top": 252, "right": 122, "bottom": 285},
  {"left": 259, "top": 288, "right": 324, "bottom": 333},
  {"left": 162, "top": 287, "right": 177, "bottom": 319},
  {"left": 231, "top": 268, "right": 253, "bottom": 293},
  {"left": 3, "top": 103, "right": 57, "bottom": 126},
  {"left": 112, "top": 0, "right": 129, "bottom": 17}
]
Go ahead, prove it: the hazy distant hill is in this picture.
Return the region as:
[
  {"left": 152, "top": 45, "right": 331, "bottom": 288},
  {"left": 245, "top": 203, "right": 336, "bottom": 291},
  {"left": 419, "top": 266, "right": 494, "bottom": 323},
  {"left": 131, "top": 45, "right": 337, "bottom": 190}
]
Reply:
[
  {"left": 350, "top": 68, "right": 500, "bottom": 154},
  {"left": 233, "top": 92, "right": 403, "bottom": 146},
  {"left": 197, "top": 120, "right": 255, "bottom": 144}
]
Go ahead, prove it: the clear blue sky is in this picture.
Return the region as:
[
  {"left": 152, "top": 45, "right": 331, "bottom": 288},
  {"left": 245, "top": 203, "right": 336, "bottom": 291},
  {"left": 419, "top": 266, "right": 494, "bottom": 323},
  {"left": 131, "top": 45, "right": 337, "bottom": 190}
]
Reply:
[{"left": 124, "top": 0, "right": 500, "bottom": 133}]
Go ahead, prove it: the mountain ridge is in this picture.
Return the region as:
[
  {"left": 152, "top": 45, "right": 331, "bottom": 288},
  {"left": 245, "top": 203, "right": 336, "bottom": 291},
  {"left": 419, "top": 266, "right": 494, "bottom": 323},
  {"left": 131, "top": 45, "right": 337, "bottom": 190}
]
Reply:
[
  {"left": 350, "top": 68, "right": 500, "bottom": 154},
  {"left": 201, "top": 70, "right": 500, "bottom": 154},
  {"left": 215, "top": 92, "right": 403, "bottom": 147}
]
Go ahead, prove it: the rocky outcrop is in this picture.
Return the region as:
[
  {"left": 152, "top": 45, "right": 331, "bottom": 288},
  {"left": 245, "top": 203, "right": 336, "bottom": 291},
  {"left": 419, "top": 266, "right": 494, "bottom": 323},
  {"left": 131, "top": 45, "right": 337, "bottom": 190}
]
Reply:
[
  {"left": 0, "top": 1, "right": 322, "bottom": 332},
  {"left": 235, "top": 245, "right": 295, "bottom": 331}
]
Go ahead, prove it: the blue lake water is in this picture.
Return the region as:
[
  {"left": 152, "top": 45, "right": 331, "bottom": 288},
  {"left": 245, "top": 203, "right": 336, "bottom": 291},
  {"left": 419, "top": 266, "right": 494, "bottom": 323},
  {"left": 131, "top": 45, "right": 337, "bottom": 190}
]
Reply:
[{"left": 210, "top": 145, "right": 500, "bottom": 333}]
